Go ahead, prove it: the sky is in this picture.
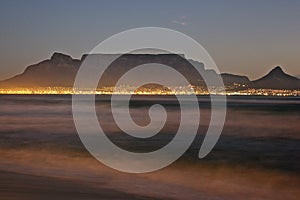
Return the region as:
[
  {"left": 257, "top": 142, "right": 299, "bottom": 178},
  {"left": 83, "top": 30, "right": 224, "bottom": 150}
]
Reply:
[{"left": 0, "top": 0, "right": 300, "bottom": 80}]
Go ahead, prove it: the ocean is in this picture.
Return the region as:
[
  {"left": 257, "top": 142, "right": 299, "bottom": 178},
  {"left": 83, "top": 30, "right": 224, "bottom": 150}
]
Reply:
[{"left": 0, "top": 95, "right": 299, "bottom": 200}]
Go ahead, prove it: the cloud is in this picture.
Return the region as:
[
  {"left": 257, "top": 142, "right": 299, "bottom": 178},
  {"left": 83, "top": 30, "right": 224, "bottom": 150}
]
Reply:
[
  {"left": 171, "top": 16, "right": 188, "bottom": 26},
  {"left": 172, "top": 20, "right": 188, "bottom": 26}
]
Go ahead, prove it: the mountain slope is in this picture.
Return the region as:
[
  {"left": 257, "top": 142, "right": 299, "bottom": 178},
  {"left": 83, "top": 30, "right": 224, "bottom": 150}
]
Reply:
[
  {"left": 0, "top": 53, "right": 81, "bottom": 88},
  {"left": 250, "top": 66, "right": 300, "bottom": 89},
  {"left": 221, "top": 73, "right": 250, "bottom": 86}
]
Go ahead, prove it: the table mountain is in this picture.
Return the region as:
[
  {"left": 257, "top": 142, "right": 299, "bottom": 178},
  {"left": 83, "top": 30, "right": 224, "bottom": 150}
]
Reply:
[{"left": 0, "top": 53, "right": 299, "bottom": 90}]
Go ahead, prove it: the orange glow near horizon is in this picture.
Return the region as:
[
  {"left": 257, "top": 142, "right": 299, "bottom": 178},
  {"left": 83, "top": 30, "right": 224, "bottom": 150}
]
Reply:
[{"left": 0, "top": 86, "right": 299, "bottom": 96}]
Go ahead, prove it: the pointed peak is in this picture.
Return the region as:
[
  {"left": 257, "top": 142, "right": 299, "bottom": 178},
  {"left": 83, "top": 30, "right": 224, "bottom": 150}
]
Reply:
[
  {"left": 273, "top": 66, "right": 283, "bottom": 70},
  {"left": 268, "top": 66, "right": 285, "bottom": 75}
]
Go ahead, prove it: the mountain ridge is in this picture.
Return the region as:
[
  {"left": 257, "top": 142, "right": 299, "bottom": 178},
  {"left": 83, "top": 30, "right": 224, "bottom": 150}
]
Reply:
[{"left": 0, "top": 52, "right": 299, "bottom": 90}]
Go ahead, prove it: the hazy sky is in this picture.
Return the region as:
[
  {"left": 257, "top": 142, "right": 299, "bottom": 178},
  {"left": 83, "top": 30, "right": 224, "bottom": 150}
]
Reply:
[{"left": 1, "top": 0, "right": 300, "bottom": 80}]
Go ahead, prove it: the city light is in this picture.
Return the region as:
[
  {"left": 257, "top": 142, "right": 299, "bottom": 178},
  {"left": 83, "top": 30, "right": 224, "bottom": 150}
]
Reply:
[{"left": 0, "top": 86, "right": 299, "bottom": 96}]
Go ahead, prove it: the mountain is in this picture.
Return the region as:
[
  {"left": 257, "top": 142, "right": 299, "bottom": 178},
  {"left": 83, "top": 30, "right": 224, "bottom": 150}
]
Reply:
[
  {"left": 0, "top": 53, "right": 299, "bottom": 90},
  {"left": 187, "top": 59, "right": 250, "bottom": 87},
  {"left": 0, "top": 52, "right": 230, "bottom": 88},
  {"left": 220, "top": 73, "right": 250, "bottom": 86},
  {"left": 250, "top": 66, "right": 300, "bottom": 89},
  {"left": 0, "top": 53, "right": 81, "bottom": 88},
  {"left": 0, "top": 53, "right": 214, "bottom": 88}
]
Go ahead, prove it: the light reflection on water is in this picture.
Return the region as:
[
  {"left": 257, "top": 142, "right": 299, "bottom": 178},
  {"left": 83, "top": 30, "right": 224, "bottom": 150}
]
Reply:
[{"left": 0, "top": 95, "right": 299, "bottom": 200}]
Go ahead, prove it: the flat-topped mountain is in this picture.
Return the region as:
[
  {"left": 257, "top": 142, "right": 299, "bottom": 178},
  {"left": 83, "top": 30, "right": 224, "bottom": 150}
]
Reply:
[
  {"left": 250, "top": 66, "right": 300, "bottom": 89},
  {"left": 0, "top": 53, "right": 299, "bottom": 90},
  {"left": 0, "top": 53, "right": 215, "bottom": 88}
]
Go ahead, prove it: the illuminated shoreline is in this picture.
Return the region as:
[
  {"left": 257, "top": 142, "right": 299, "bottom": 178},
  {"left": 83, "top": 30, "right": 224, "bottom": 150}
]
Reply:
[{"left": 0, "top": 86, "right": 299, "bottom": 96}]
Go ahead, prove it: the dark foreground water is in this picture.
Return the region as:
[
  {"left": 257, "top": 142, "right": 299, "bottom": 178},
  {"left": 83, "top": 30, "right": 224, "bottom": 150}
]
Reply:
[{"left": 0, "top": 95, "right": 299, "bottom": 200}]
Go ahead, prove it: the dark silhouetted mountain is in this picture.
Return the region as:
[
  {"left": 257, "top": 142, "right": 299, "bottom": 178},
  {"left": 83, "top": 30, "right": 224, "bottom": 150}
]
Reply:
[
  {"left": 0, "top": 52, "right": 81, "bottom": 87},
  {"left": 0, "top": 53, "right": 299, "bottom": 90},
  {"left": 97, "top": 54, "right": 211, "bottom": 87},
  {"left": 250, "top": 66, "right": 300, "bottom": 89},
  {"left": 220, "top": 73, "right": 250, "bottom": 86},
  {"left": 0, "top": 53, "right": 219, "bottom": 88}
]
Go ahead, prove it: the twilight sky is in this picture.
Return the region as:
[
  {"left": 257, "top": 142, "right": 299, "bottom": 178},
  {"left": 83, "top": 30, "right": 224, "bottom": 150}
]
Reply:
[{"left": 0, "top": 0, "right": 300, "bottom": 80}]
